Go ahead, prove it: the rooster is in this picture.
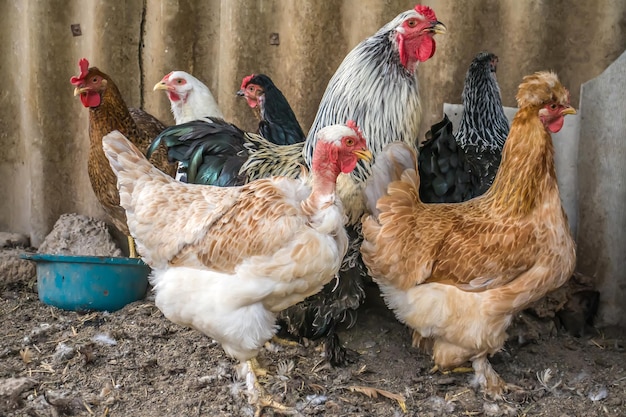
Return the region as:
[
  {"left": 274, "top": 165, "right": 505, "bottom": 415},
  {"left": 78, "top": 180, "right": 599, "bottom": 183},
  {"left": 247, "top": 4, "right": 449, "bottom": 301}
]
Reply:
[
  {"left": 102, "top": 122, "right": 372, "bottom": 416},
  {"left": 237, "top": 73, "right": 306, "bottom": 145},
  {"left": 360, "top": 71, "right": 577, "bottom": 399},
  {"left": 419, "top": 51, "right": 510, "bottom": 203},
  {"left": 282, "top": 4, "right": 446, "bottom": 365},
  {"left": 70, "top": 58, "right": 176, "bottom": 257}
]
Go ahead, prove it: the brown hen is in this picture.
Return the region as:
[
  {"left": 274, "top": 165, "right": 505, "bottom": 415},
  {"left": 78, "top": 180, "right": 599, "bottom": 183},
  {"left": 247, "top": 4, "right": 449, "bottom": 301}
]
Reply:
[
  {"left": 360, "top": 71, "right": 577, "bottom": 399},
  {"left": 71, "top": 58, "right": 175, "bottom": 256}
]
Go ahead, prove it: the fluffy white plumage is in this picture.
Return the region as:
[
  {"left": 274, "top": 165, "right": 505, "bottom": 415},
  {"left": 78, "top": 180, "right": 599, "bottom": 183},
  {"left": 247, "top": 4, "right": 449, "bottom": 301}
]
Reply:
[
  {"left": 102, "top": 123, "right": 371, "bottom": 413},
  {"left": 154, "top": 70, "right": 224, "bottom": 124}
]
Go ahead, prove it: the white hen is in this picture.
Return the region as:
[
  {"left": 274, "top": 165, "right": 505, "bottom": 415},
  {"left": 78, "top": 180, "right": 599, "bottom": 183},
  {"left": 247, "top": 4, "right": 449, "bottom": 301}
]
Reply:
[
  {"left": 154, "top": 70, "right": 224, "bottom": 124},
  {"left": 102, "top": 122, "right": 371, "bottom": 415}
]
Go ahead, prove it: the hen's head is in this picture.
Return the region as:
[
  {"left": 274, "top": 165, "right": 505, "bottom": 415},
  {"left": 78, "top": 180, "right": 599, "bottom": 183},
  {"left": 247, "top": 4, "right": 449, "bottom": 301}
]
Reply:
[
  {"left": 394, "top": 5, "right": 446, "bottom": 71},
  {"left": 312, "top": 121, "right": 372, "bottom": 178},
  {"left": 153, "top": 71, "right": 202, "bottom": 104},
  {"left": 70, "top": 58, "right": 108, "bottom": 108},
  {"left": 516, "top": 71, "right": 576, "bottom": 133},
  {"left": 236, "top": 74, "right": 270, "bottom": 109}
]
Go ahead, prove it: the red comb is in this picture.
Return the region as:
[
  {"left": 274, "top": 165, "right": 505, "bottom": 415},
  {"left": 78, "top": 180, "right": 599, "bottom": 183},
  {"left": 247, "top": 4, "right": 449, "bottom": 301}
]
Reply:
[
  {"left": 240, "top": 74, "right": 255, "bottom": 89},
  {"left": 70, "top": 58, "right": 90, "bottom": 86},
  {"left": 414, "top": 4, "right": 437, "bottom": 21},
  {"left": 346, "top": 120, "right": 365, "bottom": 143}
]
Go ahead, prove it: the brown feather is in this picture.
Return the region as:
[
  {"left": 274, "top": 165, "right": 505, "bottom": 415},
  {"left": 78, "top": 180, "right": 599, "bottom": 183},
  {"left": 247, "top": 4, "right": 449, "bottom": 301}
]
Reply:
[
  {"left": 82, "top": 67, "right": 175, "bottom": 236},
  {"left": 361, "top": 71, "right": 576, "bottom": 398}
]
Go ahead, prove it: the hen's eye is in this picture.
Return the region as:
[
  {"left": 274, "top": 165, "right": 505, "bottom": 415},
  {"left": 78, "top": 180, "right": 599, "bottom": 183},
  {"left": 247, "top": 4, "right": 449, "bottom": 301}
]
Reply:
[
  {"left": 345, "top": 138, "right": 355, "bottom": 146},
  {"left": 407, "top": 19, "right": 418, "bottom": 28},
  {"left": 176, "top": 79, "right": 183, "bottom": 84},
  {"left": 92, "top": 77, "right": 98, "bottom": 83},
  {"left": 550, "top": 104, "right": 557, "bottom": 110}
]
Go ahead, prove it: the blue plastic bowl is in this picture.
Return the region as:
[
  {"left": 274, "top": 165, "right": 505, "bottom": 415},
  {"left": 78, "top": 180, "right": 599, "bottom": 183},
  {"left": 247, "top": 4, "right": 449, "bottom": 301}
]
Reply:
[{"left": 21, "top": 253, "right": 150, "bottom": 312}]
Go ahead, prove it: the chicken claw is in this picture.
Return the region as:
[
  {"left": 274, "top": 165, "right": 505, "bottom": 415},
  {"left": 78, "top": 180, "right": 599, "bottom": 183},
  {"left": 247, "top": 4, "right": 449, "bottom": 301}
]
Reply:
[
  {"left": 245, "top": 359, "right": 297, "bottom": 416},
  {"left": 429, "top": 364, "right": 474, "bottom": 374}
]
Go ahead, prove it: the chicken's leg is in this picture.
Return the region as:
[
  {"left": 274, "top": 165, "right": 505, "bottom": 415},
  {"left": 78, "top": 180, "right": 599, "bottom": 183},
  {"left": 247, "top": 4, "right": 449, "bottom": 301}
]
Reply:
[
  {"left": 128, "top": 235, "right": 138, "bottom": 258},
  {"left": 245, "top": 358, "right": 296, "bottom": 416}
]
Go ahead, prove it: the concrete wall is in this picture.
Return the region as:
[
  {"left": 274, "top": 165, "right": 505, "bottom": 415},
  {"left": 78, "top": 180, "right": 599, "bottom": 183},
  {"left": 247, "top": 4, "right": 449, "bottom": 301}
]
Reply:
[
  {"left": 577, "top": 50, "right": 626, "bottom": 327},
  {"left": 0, "top": 1, "right": 625, "bottom": 318}
]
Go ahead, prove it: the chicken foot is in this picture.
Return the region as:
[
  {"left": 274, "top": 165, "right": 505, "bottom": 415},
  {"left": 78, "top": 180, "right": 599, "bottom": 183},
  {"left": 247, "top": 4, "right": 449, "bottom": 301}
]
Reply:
[
  {"left": 471, "top": 355, "right": 524, "bottom": 400},
  {"left": 127, "top": 235, "right": 138, "bottom": 258},
  {"left": 245, "top": 358, "right": 297, "bottom": 417}
]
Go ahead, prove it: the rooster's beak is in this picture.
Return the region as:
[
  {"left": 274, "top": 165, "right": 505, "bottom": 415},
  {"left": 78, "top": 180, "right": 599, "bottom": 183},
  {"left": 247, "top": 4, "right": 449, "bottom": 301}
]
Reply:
[
  {"left": 236, "top": 89, "right": 245, "bottom": 97},
  {"left": 353, "top": 149, "right": 373, "bottom": 162},
  {"left": 430, "top": 21, "right": 447, "bottom": 35},
  {"left": 561, "top": 107, "right": 577, "bottom": 116},
  {"left": 153, "top": 81, "right": 169, "bottom": 92}
]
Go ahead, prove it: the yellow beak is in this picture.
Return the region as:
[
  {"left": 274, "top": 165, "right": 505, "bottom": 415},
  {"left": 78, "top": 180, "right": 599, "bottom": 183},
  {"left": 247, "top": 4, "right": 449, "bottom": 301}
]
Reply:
[
  {"left": 561, "top": 107, "right": 577, "bottom": 116},
  {"left": 153, "top": 81, "right": 169, "bottom": 91},
  {"left": 430, "top": 21, "right": 447, "bottom": 35},
  {"left": 353, "top": 149, "right": 373, "bottom": 162}
]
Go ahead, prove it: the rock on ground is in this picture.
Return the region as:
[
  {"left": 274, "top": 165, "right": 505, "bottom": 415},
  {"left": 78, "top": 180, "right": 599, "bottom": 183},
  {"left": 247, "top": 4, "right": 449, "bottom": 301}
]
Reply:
[{"left": 36, "top": 213, "right": 122, "bottom": 257}]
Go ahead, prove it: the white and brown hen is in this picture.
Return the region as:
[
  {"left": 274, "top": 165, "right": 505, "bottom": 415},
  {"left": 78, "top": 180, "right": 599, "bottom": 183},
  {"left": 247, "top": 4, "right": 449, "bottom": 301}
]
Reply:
[
  {"left": 360, "top": 71, "right": 577, "bottom": 399},
  {"left": 103, "top": 122, "right": 371, "bottom": 415}
]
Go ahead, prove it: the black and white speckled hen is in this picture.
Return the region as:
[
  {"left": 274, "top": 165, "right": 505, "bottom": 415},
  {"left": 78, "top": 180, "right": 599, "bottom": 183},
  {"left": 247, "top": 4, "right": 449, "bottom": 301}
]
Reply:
[{"left": 418, "top": 52, "right": 510, "bottom": 203}]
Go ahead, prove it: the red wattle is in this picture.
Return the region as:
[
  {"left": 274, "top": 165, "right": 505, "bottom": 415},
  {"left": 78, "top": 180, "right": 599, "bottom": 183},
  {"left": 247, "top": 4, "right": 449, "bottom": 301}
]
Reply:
[
  {"left": 80, "top": 92, "right": 101, "bottom": 108},
  {"left": 417, "top": 37, "right": 435, "bottom": 62},
  {"left": 548, "top": 116, "right": 565, "bottom": 133}
]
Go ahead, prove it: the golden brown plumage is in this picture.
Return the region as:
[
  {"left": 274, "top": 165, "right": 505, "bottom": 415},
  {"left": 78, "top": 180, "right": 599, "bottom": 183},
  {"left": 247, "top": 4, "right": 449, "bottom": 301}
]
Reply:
[
  {"left": 71, "top": 58, "right": 175, "bottom": 252},
  {"left": 360, "top": 71, "right": 577, "bottom": 399}
]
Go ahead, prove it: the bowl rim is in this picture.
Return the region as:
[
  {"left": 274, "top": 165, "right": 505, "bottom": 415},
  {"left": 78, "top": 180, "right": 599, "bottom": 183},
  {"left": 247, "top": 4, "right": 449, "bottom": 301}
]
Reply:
[{"left": 21, "top": 253, "right": 148, "bottom": 266}]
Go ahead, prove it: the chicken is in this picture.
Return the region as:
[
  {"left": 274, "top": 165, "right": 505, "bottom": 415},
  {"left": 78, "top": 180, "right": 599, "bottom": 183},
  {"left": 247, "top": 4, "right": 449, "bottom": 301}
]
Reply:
[
  {"left": 283, "top": 4, "right": 446, "bottom": 365},
  {"left": 237, "top": 73, "right": 306, "bottom": 145},
  {"left": 102, "top": 122, "right": 372, "bottom": 416},
  {"left": 70, "top": 58, "right": 175, "bottom": 257},
  {"left": 418, "top": 51, "right": 510, "bottom": 203},
  {"left": 149, "top": 74, "right": 307, "bottom": 186},
  {"left": 153, "top": 70, "right": 224, "bottom": 124},
  {"left": 153, "top": 71, "right": 225, "bottom": 181},
  {"left": 360, "top": 71, "right": 577, "bottom": 399}
]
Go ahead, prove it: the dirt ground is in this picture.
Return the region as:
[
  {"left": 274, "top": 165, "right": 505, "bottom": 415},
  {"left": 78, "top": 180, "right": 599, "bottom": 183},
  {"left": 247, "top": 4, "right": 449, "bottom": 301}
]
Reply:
[{"left": 1, "top": 218, "right": 625, "bottom": 417}]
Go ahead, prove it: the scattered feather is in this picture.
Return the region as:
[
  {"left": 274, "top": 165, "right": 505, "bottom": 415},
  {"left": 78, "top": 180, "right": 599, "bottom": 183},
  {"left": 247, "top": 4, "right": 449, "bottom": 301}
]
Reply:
[
  {"left": 588, "top": 386, "right": 608, "bottom": 402},
  {"left": 92, "top": 333, "right": 117, "bottom": 346},
  {"left": 276, "top": 360, "right": 295, "bottom": 378},
  {"left": 347, "top": 385, "right": 407, "bottom": 412},
  {"left": 537, "top": 368, "right": 562, "bottom": 393},
  {"left": 305, "top": 394, "right": 327, "bottom": 406},
  {"left": 20, "top": 347, "right": 33, "bottom": 364}
]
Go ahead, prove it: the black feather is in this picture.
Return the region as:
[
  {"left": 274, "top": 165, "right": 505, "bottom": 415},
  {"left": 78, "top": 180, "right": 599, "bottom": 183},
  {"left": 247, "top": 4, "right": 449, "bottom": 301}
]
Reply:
[
  {"left": 148, "top": 118, "right": 250, "bottom": 186},
  {"left": 418, "top": 52, "right": 510, "bottom": 203}
]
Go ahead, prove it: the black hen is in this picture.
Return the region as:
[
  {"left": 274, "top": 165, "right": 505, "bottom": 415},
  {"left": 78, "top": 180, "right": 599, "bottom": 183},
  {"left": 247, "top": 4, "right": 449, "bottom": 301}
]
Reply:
[
  {"left": 237, "top": 73, "right": 306, "bottom": 145},
  {"left": 147, "top": 118, "right": 249, "bottom": 186},
  {"left": 418, "top": 51, "right": 510, "bottom": 203}
]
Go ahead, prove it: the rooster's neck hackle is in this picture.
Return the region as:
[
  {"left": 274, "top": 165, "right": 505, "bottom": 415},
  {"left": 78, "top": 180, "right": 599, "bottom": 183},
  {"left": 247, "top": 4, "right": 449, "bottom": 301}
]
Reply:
[{"left": 487, "top": 108, "right": 557, "bottom": 216}]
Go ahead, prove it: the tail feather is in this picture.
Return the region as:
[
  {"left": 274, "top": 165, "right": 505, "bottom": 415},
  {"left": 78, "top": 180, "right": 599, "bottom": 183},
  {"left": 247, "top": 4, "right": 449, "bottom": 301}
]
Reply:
[
  {"left": 102, "top": 130, "right": 171, "bottom": 204},
  {"left": 363, "top": 142, "right": 417, "bottom": 217}
]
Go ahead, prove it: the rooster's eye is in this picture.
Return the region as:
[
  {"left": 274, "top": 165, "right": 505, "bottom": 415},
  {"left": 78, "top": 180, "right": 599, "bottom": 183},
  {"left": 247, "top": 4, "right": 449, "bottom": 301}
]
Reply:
[
  {"left": 550, "top": 104, "right": 557, "bottom": 110},
  {"left": 406, "top": 19, "right": 418, "bottom": 28},
  {"left": 345, "top": 138, "right": 355, "bottom": 146},
  {"left": 176, "top": 79, "right": 183, "bottom": 84}
]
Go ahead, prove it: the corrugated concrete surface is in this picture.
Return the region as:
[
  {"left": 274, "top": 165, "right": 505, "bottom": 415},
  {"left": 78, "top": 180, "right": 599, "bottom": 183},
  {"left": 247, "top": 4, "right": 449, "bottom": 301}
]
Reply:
[
  {"left": 0, "top": 1, "right": 625, "bottom": 323},
  {"left": 577, "top": 50, "right": 626, "bottom": 327}
]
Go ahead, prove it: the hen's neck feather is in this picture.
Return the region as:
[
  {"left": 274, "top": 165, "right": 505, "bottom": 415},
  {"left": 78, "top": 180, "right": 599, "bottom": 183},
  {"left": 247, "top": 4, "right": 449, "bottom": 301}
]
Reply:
[
  {"left": 173, "top": 83, "right": 223, "bottom": 124},
  {"left": 486, "top": 108, "right": 557, "bottom": 216},
  {"left": 456, "top": 70, "right": 509, "bottom": 152}
]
